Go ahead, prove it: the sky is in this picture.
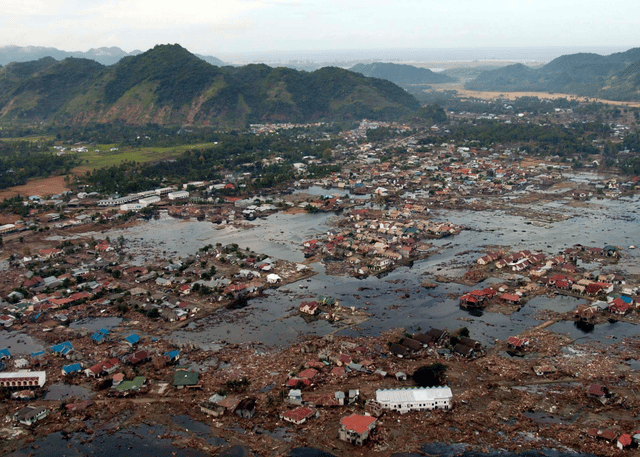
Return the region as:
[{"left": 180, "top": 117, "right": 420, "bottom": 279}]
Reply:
[{"left": 2, "top": 0, "right": 639, "bottom": 61}]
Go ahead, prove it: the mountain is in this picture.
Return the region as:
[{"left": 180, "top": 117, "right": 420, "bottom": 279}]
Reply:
[
  {"left": 0, "top": 44, "right": 419, "bottom": 126},
  {"left": 350, "top": 62, "right": 456, "bottom": 85},
  {"left": 465, "top": 47, "right": 640, "bottom": 101},
  {"left": 0, "top": 45, "right": 225, "bottom": 67}
]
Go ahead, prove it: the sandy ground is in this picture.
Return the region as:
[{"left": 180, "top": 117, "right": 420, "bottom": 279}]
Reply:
[
  {"left": 0, "top": 176, "right": 71, "bottom": 200},
  {"left": 434, "top": 84, "right": 640, "bottom": 108}
]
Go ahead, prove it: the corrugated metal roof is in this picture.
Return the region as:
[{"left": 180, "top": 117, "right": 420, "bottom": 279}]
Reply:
[{"left": 376, "top": 386, "right": 452, "bottom": 403}]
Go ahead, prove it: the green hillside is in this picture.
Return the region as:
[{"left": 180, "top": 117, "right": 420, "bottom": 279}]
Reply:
[
  {"left": 465, "top": 47, "right": 640, "bottom": 101},
  {"left": 0, "top": 44, "right": 420, "bottom": 127}
]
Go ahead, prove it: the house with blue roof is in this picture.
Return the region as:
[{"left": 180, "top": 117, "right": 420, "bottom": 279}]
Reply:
[
  {"left": 92, "top": 333, "right": 105, "bottom": 344},
  {"left": 30, "top": 350, "right": 46, "bottom": 359},
  {"left": 51, "top": 341, "right": 73, "bottom": 357},
  {"left": 0, "top": 348, "right": 11, "bottom": 360},
  {"left": 124, "top": 334, "right": 140, "bottom": 346},
  {"left": 165, "top": 350, "right": 180, "bottom": 364},
  {"left": 62, "top": 363, "right": 83, "bottom": 376}
]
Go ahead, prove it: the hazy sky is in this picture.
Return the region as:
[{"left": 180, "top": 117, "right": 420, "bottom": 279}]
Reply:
[{"left": 2, "top": 0, "right": 639, "bottom": 58}]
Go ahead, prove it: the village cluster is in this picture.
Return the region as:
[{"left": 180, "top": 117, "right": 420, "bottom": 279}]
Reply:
[{"left": 1, "top": 107, "right": 640, "bottom": 455}]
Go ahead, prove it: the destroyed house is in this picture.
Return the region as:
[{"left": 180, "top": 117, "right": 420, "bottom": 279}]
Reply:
[
  {"left": 508, "top": 336, "right": 529, "bottom": 349},
  {"left": 413, "top": 333, "right": 434, "bottom": 346},
  {"left": 125, "top": 350, "right": 150, "bottom": 366},
  {"left": 302, "top": 392, "right": 343, "bottom": 407},
  {"left": 389, "top": 343, "right": 409, "bottom": 357},
  {"left": 426, "top": 328, "right": 449, "bottom": 345},
  {"left": 459, "top": 294, "right": 481, "bottom": 307},
  {"left": 235, "top": 398, "right": 256, "bottom": 418},
  {"left": 458, "top": 337, "right": 482, "bottom": 349},
  {"left": 401, "top": 338, "right": 423, "bottom": 352},
  {"left": 453, "top": 343, "right": 475, "bottom": 358},
  {"left": 14, "top": 405, "right": 49, "bottom": 426}
]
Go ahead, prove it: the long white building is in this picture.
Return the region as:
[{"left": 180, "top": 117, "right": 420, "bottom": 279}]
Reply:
[
  {"left": 375, "top": 386, "right": 452, "bottom": 413},
  {"left": 0, "top": 371, "right": 47, "bottom": 389}
]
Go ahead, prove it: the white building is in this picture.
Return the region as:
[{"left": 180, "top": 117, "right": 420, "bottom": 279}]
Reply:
[
  {"left": 168, "top": 191, "right": 190, "bottom": 200},
  {"left": 0, "top": 371, "right": 47, "bottom": 389},
  {"left": 120, "top": 203, "right": 145, "bottom": 211},
  {"left": 375, "top": 386, "right": 452, "bottom": 413},
  {"left": 139, "top": 195, "right": 161, "bottom": 206}
]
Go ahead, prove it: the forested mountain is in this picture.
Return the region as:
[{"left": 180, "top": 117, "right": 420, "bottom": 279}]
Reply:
[
  {"left": 466, "top": 47, "right": 640, "bottom": 101},
  {"left": 0, "top": 44, "right": 225, "bottom": 67},
  {"left": 350, "top": 62, "right": 455, "bottom": 85},
  {"left": 0, "top": 44, "right": 419, "bottom": 127}
]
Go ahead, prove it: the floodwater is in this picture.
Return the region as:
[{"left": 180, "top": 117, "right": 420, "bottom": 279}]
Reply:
[
  {"left": 69, "top": 316, "right": 122, "bottom": 332},
  {"left": 7, "top": 424, "right": 208, "bottom": 457},
  {"left": 0, "top": 331, "right": 45, "bottom": 355},
  {"left": 100, "top": 193, "right": 640, "bottom": 349},
  {"left": 292, "top": 185, "right": 370, "bottom": 199},
  {"left": 43, "top": 383, "right": 94, "bottom": 400},
  {"left": 111, "top": 211, "right": 336, "bottom": 264}
]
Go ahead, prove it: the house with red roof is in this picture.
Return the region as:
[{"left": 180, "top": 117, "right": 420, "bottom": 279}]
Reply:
[
  {"left": 299, "top": 301, "right": 319, "bottom": 315},
  {"left": 281, "top": 406, "right": 315, "bottom": 425},
  {"left": 618, "top": 433, "right": 633, "bottom": 450},
  {"left": 84, "top": 358, "right": 120, "bottom": 378},
  {"left": 508, "top": 336, "right": 529, "bottom": 349},
  {"left": 500, "top": 293, "right": 521, "bottom": 304},
  {"left": 339, "top": 414, "right": 377, "bottom": 445},
  {"left": 608, "top": 298, "right": 632, "bottom": 315}
]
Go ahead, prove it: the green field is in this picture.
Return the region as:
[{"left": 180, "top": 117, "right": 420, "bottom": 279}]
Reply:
[
  {"left": 74, "top": 142, "right": 218, "bottom": 170},
  {"left": 0, "top": 136, "right": 56, "bottom": 142}
]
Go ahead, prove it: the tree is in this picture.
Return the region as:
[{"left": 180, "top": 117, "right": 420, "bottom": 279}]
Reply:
[
  {"left": 413, "top": 363, "right": 448, "bottom": 387},
  {"left": 146, "top": 307, "right": 160, "bottom": 319}
]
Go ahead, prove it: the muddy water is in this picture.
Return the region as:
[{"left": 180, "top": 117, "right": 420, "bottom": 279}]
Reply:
[
  {"left": 7, "top": 424, "right": 208, "bottom": 457},
  {"left": 69, "top": 316, "right": 122, "bottom": 332},
  {"left": 112, "top": 211, "right": 336, "bottom": 264},
  {"left": 103, "top": 195, "right": 639, "bottom": 348},
  {"left": 43, "top": 383, "right": 94, "bottom": 400},
  {"left": 0, "top": 331, "right": 45, "bottom": 355}
]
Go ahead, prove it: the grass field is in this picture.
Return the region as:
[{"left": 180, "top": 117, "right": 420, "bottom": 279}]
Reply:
[
  {"left": 0, "top": 135, "right": 56, "bottom": 142},
  {"left": 74, "top": 142, "right": 218, "bottom": 171}
]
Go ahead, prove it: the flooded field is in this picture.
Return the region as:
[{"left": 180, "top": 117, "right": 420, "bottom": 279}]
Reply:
[
  {"left": 69, "top": 317, "right": 123, "bottom": 333},
  {"left": 97, "top": 195, "right": 640, "bottom": 350},
  {"left": 43, "top": 383, "right": 94, "bottom": 400},
  {"left": 113, "top": 211, "right": 336, "bottom": 264},
  {"left": 0, "top": 331, "right": 45, "bottom": 356},
  {"left": 6, "top": 424, "right": 209, "bottom": 457}
]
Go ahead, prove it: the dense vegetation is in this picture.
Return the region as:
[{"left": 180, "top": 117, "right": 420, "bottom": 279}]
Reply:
[
  {"left": 0, "top": 44, "right": 420, "bottom": 127},
  {"left": 0, "top": 140, "right": 79, "bottom": 188},
  {"left": 427, "top": 120, "right": 600, "bottom": 157},
  {"left": 81, "top": 129, "right": 340, "bottom": 194},
  {"left": 465, "top": 48, "right": 640, "bottom": 101}
]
